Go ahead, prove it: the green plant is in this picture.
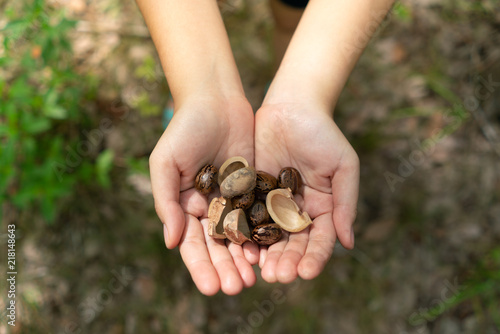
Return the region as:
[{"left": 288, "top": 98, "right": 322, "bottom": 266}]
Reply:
[
  {"left": 0, "top": 0, "right": 111, "bottom": 222},
  {"left": 415, "top": 247, "right": 500, "bottom": 329}
]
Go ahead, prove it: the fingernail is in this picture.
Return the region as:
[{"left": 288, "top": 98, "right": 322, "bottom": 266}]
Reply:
[{"left": 350, "top": 227, "right": 355, "bottom": 246}]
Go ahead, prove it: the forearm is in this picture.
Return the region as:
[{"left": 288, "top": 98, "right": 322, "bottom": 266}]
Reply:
[
  {"left": 135, "top": 0, "right": 244, "bottom": 105},
  {"left": 265, "top": 0, "right": 395, "bottom": 110}
]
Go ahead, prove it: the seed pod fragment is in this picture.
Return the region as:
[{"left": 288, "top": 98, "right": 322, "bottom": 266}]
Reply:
[
  {"left": 223, "top": 209, "right": 252, "bottom": 245},
  {"left": 266, "top": 188, "right": 312, "bottom": 232},
  {"left": 218, "top": 156, "right": 249, "bottom": 185},
  {"left": 208, "top": 197, "right": 232, "bottom": 239}
]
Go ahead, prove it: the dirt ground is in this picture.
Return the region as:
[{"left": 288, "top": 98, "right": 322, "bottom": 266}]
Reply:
[{"left": 1, "top": 0, "right": 500, "bottom": 333}]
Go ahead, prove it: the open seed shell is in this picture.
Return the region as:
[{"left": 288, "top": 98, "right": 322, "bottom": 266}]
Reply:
[
  {"left": 220, "top": 166, "right": 256, "bottom": 198},
  {"left": 266, "top": 188, "right": 312, "bottom": 232},
  {"left": 208, "top": 197, "right": 232, "bottom": 239},
  {"left": 223, "top": 209, "right": 251, "bottom": 245},
  {"left": 218, "top": 156, "right": 249, "bottom": 185}
]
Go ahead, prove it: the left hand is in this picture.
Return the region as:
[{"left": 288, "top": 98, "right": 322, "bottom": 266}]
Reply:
[{"left": 254, "top": 101, "right": 359, "bottom": 283}]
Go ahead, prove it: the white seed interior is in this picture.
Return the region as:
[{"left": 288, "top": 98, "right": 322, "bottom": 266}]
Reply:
[{"left": 271, "top": 194, "right": 301, "bottom": 229}]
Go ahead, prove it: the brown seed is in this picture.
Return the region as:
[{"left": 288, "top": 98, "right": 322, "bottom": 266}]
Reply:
[
  {"left": 254, "top": 191, "right": 267, "bottom": 202},
  {"left": 277, "top": 167, "right": 302, "bottom": 194},
  {"left": 251, "top": 223, "right": 283, "bottom": 246},
  {"left": 220, "top": 166, "right": 256, "bottom": 198},
  {"left": 194, "top": 164, "right": 218, "bottom": 195},
  {"left": 247, "top": 200, "right": 270, "bottom": 227},
  {"left": 255, "top": 171, "right": 277, "bottom": 194},
  {"left": 231, "top": 190, "right": 255, "bottom": 210}
]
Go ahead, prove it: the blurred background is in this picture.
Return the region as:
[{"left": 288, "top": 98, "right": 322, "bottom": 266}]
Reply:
[{"left": 1, "top": 0, "right": 499, "bottom": 333}]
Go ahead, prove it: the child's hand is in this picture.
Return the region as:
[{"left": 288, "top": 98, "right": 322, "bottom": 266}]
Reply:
[
  {"left": 149, "top": 96, "right": 259, "bottom": 295},
  {"left": 254, "top": 101, "right": 359, "bottom": 283}
]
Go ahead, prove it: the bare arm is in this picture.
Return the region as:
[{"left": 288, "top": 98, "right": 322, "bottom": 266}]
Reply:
[
  {"left": 256, "top": 0, "right": 395, "bottom": 283},
  {"left": 135, "top": 0, "right": 245, "bottom": 104},
  {"left": 266, "top": 0, "right": 395, "bottom": 109},
  {"left": 136, "top": 0, "right": 257, "bottom": 295}
]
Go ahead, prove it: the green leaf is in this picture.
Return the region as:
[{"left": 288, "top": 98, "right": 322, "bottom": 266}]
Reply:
[
  {"left": 126, "top": 157, "right": 150, "bottom": 176},
  {"left": 56, "top": 18, "right": 77, "bottom": 33},
  {"left": 43, "top": 90, "right": 68, "bottom": 119},
  {"left": 96, "top": 149, "right": 114, "bottom": 188},
  {"left": 393, "top": 2, "right": 412, "bottom": 22},
  {"left": 43, "top": 105, "right": 67, "bottom": 119},
  {"left": 427, "top": 78, "right": 461, "bottom": 105},
  {"left": 0, "top": 124, "right": 8, "bottom": 136},
  {"left": 390, "top": 107, "right": 439, "bottom": 119},
  {"left": 9, "top": 77, "right": 34, "bottom": 100},
  {"left": 131, "top": 91, "right": 160, "bottom": 116},
  {"left": 24, "top": 117, "right": 51, "bottom": 134},
  {"left": 0, "top": 139, "right": 16, "bottom": 196},
  {"left": 40, "top": 196, "right": 57, "bottom": 223},
  {"left": 134, "top": 55, "right": 157, "bottom": 82},
  {"left": 1, "top": 19, "right": 31, "bottom": 40}
]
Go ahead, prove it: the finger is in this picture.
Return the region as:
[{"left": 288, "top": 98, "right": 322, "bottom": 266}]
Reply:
[
  {"left": 276, "top": 228, "right": 309, "bottom": 283},
  {"left": 331, "top": 151, "right": 359, "bottom": 249},
  {"left": 204, "top": 222, "right": 244, "bottom": 295},
  {"left": 228, "top": 243, "right": 257, "bottom": 288},
  {"left": 150, "top": 154, "right": 185, "bottom": 249},
  {"left": 177, "top": 215, "right": 220, "bottom": 296},
  {"left": 260, "top": 233, "right": 288, "bottom": 283},
  {"left": 179, "top": 189, "right": 208, "bottom": 218},
  {"left": 298, "top": 213, "right": 336, "bottom": 280},
  {"left": 242, "top": 242, "right": 260, "bottom": 266},
  {"left": 259, "top": 246, "right": 268, "bottom": 268}
]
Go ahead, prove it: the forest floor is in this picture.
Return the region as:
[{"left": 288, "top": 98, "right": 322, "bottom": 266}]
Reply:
[{"left": 2, "top": 0, "right": 500, "bottom": 333}]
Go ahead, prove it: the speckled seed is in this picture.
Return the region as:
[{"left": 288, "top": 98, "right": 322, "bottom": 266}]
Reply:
[
  {"left": 255, "top": 171, "right": 278, "bottom": 194},
  {"left": 251, "top": 223, "right": 283, "bottom": 246},
  {"left": 254, "top": 191, "right": 267, "bottom": 202},
  {"left": 231, "top": 190, "right": 255, "bottom": 210},
  {"left": 277, "top": 167, "right": 302, "bottom": 194},
  {"left": 247, "top": 200, "right": 270, "bottom": 227},
  {"left": 194, "top": 164, "right": 218, "bottom": 195}
]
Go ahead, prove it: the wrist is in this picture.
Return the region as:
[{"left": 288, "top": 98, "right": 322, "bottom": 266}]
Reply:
[
  {"left": 165, "top": 46, "right": 245, "bottom": 106},
  {"left": 258, "top": 98, "right": 334, "bottom": 122},
  {"left": 170, "top": 73, "right": 246, "bottom": 109},
  {"left": 174, "top": 90, "right": 252, "bottom": 118},
  {"left": 264, "top": 72, "right": 338, "bottom": 114}
]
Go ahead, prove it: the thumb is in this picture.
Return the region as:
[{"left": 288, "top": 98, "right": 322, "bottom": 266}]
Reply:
[
  {"left": 331, "top": 151, "right": 360, "bottom": 249},
  {"left": 150, "top": 154, "right": 185, "bottom": 249}
]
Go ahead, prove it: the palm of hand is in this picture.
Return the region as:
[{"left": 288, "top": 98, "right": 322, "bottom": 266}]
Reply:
[
  {"left": 149, "top": 98, "right": 258, "bottom": 295},
  {"left": 254, "top": 103, "right": 359, "bottom": 283}
]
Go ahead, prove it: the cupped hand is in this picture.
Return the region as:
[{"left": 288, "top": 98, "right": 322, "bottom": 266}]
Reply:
[
  {"left": 149, "top": 95, "right": 259, "bottom": 295},
  {"left": 254, "top": 102, "right": 359, "bottom": 283}
]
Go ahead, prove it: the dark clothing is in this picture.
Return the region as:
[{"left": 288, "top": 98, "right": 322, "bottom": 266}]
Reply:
[{"left": 280, "top": 0, "right": 308, "bottom": 8}]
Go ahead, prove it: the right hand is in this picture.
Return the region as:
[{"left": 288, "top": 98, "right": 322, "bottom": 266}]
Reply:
[{"left": 149, "top": 95, "right": 259, "bottom": 295}]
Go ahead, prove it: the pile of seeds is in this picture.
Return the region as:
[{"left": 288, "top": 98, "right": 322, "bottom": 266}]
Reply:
[{"left": 194, "top": 156, "right": 312, "bottom": 246}]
